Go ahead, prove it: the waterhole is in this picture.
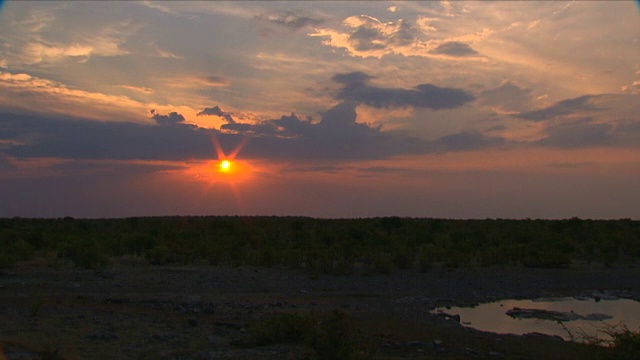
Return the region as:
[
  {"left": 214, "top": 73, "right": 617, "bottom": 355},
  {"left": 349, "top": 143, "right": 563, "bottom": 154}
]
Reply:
[{"left": 432, "top": 297, "right": 640, "bottom": 342}]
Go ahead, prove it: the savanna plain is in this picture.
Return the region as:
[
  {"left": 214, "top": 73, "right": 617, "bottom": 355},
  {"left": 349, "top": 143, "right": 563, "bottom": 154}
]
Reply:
[{"left": 1, "top": 216, "right": 639, "bottom": 359}]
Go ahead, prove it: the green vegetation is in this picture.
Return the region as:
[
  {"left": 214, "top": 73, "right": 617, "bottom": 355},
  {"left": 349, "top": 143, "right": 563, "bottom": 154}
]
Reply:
[
  {"left": 248, "top": 310, "right": 365, "bottom": 360},
  {"left": 0, "top": 216, "right": 638, "bottom": 273}
]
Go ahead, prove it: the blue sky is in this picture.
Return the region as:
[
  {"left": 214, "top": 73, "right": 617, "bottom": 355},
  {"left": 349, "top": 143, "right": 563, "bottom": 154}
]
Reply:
[{"left": 1, "top": 1, "right": 639, "bottom": 219}]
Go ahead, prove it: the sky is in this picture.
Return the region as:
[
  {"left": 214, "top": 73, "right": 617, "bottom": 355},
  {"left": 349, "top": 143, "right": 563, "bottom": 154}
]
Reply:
[{"left": 0, "top": 1, "right": 639, "bottom": 219}]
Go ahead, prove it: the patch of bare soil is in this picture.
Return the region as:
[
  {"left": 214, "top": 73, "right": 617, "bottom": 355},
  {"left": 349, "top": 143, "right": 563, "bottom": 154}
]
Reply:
[{"left": 1, "top": 264, "right": 639, "bottom": 359}]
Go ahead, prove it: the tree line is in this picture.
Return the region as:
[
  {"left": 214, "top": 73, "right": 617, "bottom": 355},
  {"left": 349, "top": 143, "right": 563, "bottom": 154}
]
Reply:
[{"left": 1, "top": 216, "right": 638, "bottom": 273}]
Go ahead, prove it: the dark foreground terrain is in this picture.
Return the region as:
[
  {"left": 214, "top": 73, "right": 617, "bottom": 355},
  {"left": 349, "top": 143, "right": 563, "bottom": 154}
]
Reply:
[{"left": 2, "top": 263, "right": 639, "bottom": 360}]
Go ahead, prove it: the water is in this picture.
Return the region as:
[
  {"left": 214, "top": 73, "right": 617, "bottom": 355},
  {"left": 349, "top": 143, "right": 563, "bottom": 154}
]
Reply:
[{"left": 432, "top": 297, "right": 640, "bottom": 342}]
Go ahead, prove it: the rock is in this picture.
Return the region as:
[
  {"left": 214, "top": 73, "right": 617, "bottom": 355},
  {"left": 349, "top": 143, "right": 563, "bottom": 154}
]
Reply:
[
  {"left": 435, "top": 311, "right": 461, "bottom": 323},
  {"left": 506, "top": 307, "right": 582, "bottom": 321},
  {"left": 506, "top": 306, "right": 614, "bottom": 323},
  {"left": 583, "top": 313, "right": 613, "bottom": 321}
]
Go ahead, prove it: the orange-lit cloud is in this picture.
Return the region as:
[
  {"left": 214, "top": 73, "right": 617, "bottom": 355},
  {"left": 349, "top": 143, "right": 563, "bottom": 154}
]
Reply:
[{"left": 0, "top": 71, "right": 147, "bottom": 122}]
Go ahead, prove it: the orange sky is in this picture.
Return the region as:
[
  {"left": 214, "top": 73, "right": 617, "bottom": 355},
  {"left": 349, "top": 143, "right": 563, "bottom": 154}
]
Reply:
[{"left": 0, "top": 1, "right": 639, "bottom": 218}]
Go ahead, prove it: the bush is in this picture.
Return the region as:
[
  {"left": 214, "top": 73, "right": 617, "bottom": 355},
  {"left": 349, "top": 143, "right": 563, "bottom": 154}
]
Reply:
[
  {"left": 312, "top": 310, "right": 358, "bottom": 360},
  {"left": 249, "top": 312, "right": 316, "bottom": 346},
  {"left": 146, "top": 244, "right": 171, "bottom": 265},
  {"left": 582, "top": 324, "right": 640, "bottom": 360},
  {"left": 248, "top": 310, "right": 363, "bottom": 360},
  {"left": 62, "top": 239, "right": 108, "bottom": 270}
]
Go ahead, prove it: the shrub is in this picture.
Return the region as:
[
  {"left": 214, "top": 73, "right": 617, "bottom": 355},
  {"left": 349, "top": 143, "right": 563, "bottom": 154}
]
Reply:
[
  {"left": 248, "top": 310, "right": 363, "bottom": 360},
  {"left": 312, "top": 310, "right": 358, "bottom": 360},
  {"left": 62, "top": 238, "right": 108, "bottom": 270},
  {"left": 249, "top": 312, "right": 316, "bottom": 346},
  {"left": 146, "top": 244, "right": 171, "bottom": 265},
  {"left": 582, "top": 323, "right": 640, "bottom": 360}
]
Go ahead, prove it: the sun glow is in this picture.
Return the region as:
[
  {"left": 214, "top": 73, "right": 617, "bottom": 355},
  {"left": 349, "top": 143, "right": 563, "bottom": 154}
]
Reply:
[{"left": 219, "top": 159, "right": 232, "bottom": 172}]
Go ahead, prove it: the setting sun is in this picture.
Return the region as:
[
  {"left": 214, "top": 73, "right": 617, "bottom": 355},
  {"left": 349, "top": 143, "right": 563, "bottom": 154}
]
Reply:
[{"left": 219, "top": 159, "right": 232, "bottom": 172}]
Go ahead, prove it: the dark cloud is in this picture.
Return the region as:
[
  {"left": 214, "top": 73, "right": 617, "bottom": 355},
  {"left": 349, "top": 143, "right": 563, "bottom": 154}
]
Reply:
[
  {"left": 332, "top": 71, "right": 374, "bottom": 86},
  {"left": 197, "top": 105, "right": 235, "bottom": 123},
  {"left": 388, "top": 20, "right": 419, "bottom": 47},
  {"left": 332, "top": 71, "right": 475, "bottom": 110},
  {"left": 272, "top": 113, "right": 313, "bottom": 137},
  {"left": 1, "top": 112, "right": 213, "bottom": 161},
  {"left": 535, "top": 118, "right": 614, "bottom": 148},
  {"left": 150, "top": 109, "right": 186, "bottom": 126},
  {"left": 429, "top": 41, "right": 479, "bottom": 57},
  {"left": 349, "top": 26, "right": 387, "bottom": 51},
  {"left": 221, "top": 121, "right": 276, "bottom": 136},
  {"left": 336, "top": 15, "right": 423, "bottom": 56},
  {"left": 0, "top": 101, "right": 504, "bottom": 164},
  {"left": 517, "top": 95, "right": 603, "bottom": 121},
  {"left": 200, "top": 76, "right": 230, "bottom": 86},
  {"left": 256, "top": 10, "right": 324, "bottom": 30}
]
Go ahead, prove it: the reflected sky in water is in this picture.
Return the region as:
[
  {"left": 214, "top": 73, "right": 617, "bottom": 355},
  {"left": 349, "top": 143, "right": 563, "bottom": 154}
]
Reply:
[{"left": 433, "top": 298, "right": 640, "bottom": 342}]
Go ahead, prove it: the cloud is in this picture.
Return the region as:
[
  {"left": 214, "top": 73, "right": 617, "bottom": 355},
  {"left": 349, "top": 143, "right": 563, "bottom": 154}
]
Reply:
[
  {"left": 0, "top": 112, "right": 213, "bottom": 161},
  {"left": 198, "top": 76, "right": 231, "bottom": 87},
  {"left": 332, "top": 71, "right": 475, "bottom": 110},
  {"left": 480, "top": 81, "right": 533, "bottom": 112},
  {"left": 429, "top": 41, "right": 478, "bottom": 57},
  {"left": 310, "top": 14, "right": 487, "bottom": 60},
  {"left": 8, "top": 15, "right": 132, "bottom": 66},
  {"left": 164, "top": 76, "right": 230, "bottom": 89},
  {"left": 197, "top": 105, "right": 235, "bottom": 123},
  {"left": 516, "top": 95, "right": 603, "bottom": 121},
  {"left": 256, "top": 10, "right": 324, "bottom": 30},
  {"left": 0, "top": 70, "right": 146, "bottom": 122},
  {"left": 116, "top": 85, "right": 154, "bottom": 94},
  {"left": 311, "top": 15, "right": 424, "bottom": 58},
  {"left": 535, "top": 118, "right": 614, "bottom": 148},
  {"left": 621, "top": 80, "right": 640, "bottom": 94},
  {"left": 0, "top": 97, "right": 505, "bottom": 164},
  {"left": 150, "top": 110, "right": 187, "bottom": 126}
]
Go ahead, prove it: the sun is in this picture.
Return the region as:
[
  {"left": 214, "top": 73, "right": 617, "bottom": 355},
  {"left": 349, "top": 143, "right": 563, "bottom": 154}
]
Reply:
[{"left": 218, "top": 159, "right": 232, "bottom": 172}]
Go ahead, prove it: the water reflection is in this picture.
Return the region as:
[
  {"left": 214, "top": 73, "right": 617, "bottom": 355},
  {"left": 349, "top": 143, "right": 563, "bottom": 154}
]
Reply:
[{"left": 432, "top": 298, "right": 640, "bottom": 342}]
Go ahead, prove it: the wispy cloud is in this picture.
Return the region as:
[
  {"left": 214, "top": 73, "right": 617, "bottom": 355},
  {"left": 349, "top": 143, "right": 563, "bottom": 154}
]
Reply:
[
  {"left": 0, "top": 71, "right": 146, "bottom": 122},
  {"left": 516, "top": 95, "right": 602, "bottom": 122},
  {"left": 256, "top": 10, "right": 325, "bottom": 30},
  {"left": 116, "top": 85, "right": 154, "bottom": 94}
]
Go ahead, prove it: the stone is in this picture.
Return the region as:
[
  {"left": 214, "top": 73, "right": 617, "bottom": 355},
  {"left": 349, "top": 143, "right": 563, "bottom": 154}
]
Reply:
[
  {"left": 506, "top": 307, "right": 614, "bottom": 322},
  {"left": 506, "top": 307, "right": 582, "bottom": 322}
]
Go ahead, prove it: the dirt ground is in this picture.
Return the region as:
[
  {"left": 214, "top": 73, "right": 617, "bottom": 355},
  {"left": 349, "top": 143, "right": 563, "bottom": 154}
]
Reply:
[{"left": 1, "top": 263, "right": 639, "bottom": 359}]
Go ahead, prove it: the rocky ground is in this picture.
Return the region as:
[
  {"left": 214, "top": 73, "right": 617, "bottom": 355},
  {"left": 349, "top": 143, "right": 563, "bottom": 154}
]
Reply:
[{"left": 1, "top": 263, "right": 639, "bottom": 359}]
